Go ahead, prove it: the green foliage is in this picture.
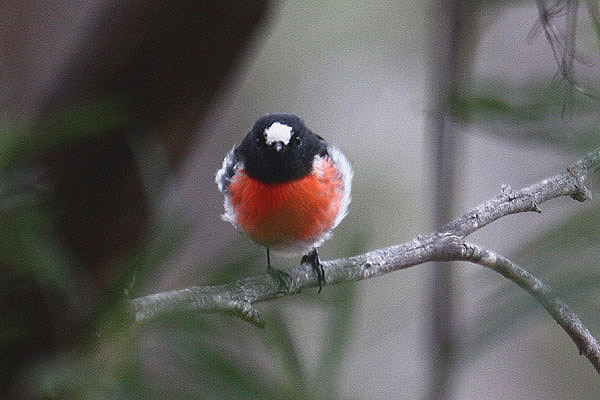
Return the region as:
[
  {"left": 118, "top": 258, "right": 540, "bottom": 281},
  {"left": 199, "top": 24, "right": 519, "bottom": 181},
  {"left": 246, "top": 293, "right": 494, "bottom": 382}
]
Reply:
[
  {"left": 452, "top": 82, "right": 600, "bottom": 152},
  {"left": 0, "top": 96, "right": 131, "bottom": 168}
]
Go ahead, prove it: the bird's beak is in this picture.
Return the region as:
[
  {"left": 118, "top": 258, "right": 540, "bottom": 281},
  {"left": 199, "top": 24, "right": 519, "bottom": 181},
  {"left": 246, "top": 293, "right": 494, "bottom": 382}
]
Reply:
[{"left": 273, "top": 142, "right": 284, "bottom": 152}]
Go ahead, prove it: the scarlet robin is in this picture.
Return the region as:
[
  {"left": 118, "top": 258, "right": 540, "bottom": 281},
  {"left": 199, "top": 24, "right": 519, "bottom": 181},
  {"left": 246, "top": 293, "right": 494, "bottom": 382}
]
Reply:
[{"left": 216, "top": 113, "right": 352, "bottom": 292}]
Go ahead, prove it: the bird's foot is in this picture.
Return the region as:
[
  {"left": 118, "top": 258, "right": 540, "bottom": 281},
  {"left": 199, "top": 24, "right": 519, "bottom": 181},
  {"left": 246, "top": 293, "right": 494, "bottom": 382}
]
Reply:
[{"left": 301, "top": 248, "right": 325, "bottom": 293}]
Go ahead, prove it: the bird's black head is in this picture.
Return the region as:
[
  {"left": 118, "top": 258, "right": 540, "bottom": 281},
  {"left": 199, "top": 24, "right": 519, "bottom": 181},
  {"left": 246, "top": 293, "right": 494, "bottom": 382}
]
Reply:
[{"left": 236, "top": 114, "right": 327, "bottom": 183}]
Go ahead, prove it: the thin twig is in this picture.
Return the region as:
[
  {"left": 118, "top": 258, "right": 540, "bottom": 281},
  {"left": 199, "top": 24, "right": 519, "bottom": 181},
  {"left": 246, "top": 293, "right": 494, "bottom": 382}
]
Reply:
[
  {"left": 533, "top": 0, "right": 600, "bottom": 103},
  {"left": 441, "top": 144, "right": 599, "bottom": 237},
  {"left": 449, "top": 241, "right": 600, "bottom": 373},
  {"left": 131, "top": 146, "right": 600, "bottom": 371}
]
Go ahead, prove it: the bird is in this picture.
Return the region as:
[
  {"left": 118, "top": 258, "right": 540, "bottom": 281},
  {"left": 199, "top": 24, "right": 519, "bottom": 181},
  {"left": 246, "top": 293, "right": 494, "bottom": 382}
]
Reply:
[{"left": 215, "top": 113, "right": 353, "bottom": 292}]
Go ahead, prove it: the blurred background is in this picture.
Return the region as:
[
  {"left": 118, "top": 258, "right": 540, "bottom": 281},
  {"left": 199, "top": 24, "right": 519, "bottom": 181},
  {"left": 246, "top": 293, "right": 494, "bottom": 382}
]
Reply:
[{"left": 1, "top": 1, "right": 600, "bottom": 399}]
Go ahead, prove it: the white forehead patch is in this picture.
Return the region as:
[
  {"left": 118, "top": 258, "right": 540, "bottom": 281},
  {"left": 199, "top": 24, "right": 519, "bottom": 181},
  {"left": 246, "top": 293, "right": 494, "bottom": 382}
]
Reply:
[{"left": 264, "top": 122, "right": 293, "bottom": 146}]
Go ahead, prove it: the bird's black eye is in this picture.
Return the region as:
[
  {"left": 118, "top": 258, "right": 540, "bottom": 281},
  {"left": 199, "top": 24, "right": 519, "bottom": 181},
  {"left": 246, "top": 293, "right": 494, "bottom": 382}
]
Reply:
[{"left": 295, "top": 135, "right": 302, "bottom": 145}]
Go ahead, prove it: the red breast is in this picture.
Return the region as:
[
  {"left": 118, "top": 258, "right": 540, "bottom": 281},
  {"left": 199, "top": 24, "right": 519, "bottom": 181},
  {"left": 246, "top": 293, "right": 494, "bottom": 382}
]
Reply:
[{"left": 228, "top": 157, "right": 344, "bottom": 252}]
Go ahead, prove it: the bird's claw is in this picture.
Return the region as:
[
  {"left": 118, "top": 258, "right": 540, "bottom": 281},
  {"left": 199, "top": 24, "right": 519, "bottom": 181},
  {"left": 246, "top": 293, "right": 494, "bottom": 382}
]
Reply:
[{"left": 302, "top": 248, "right": 325, "bottom": 293}]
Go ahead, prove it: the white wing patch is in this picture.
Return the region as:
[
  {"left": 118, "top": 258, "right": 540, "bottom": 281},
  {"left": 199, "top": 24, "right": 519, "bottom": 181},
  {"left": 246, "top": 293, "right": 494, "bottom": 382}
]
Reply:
[
  {"left": 327, "top": 145, "right": 353, "bottom": 230},
  {"left": 215, "top": 147, "right": 241, "bottom": 228},
  {"left": 264, "top": 122, "right": 293, "bottom": 146},
  {"left": 215, "top": 147, "right": 235, "bottom": 192}
]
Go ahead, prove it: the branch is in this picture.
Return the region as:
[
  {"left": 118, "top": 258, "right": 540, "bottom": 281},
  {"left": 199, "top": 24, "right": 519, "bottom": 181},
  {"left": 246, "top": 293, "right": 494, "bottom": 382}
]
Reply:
[
  {"left": 441, "top": 144, "right": 599, "bottom": 237},
  {"left": 450, "top": 241, "right": 600, "bottom": 373},
  {"left": 131, "top": 147, "right": 600, "bottom": 366}
]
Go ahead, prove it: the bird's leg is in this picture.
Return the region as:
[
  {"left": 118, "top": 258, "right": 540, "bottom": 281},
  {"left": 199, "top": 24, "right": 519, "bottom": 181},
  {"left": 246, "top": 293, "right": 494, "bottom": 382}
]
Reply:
[
  {"left": 266, "top": 248, "right": 292, "bottom": 291},
  {"left": 301, "top": 248, "right": 325, "bottom": 293}
]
